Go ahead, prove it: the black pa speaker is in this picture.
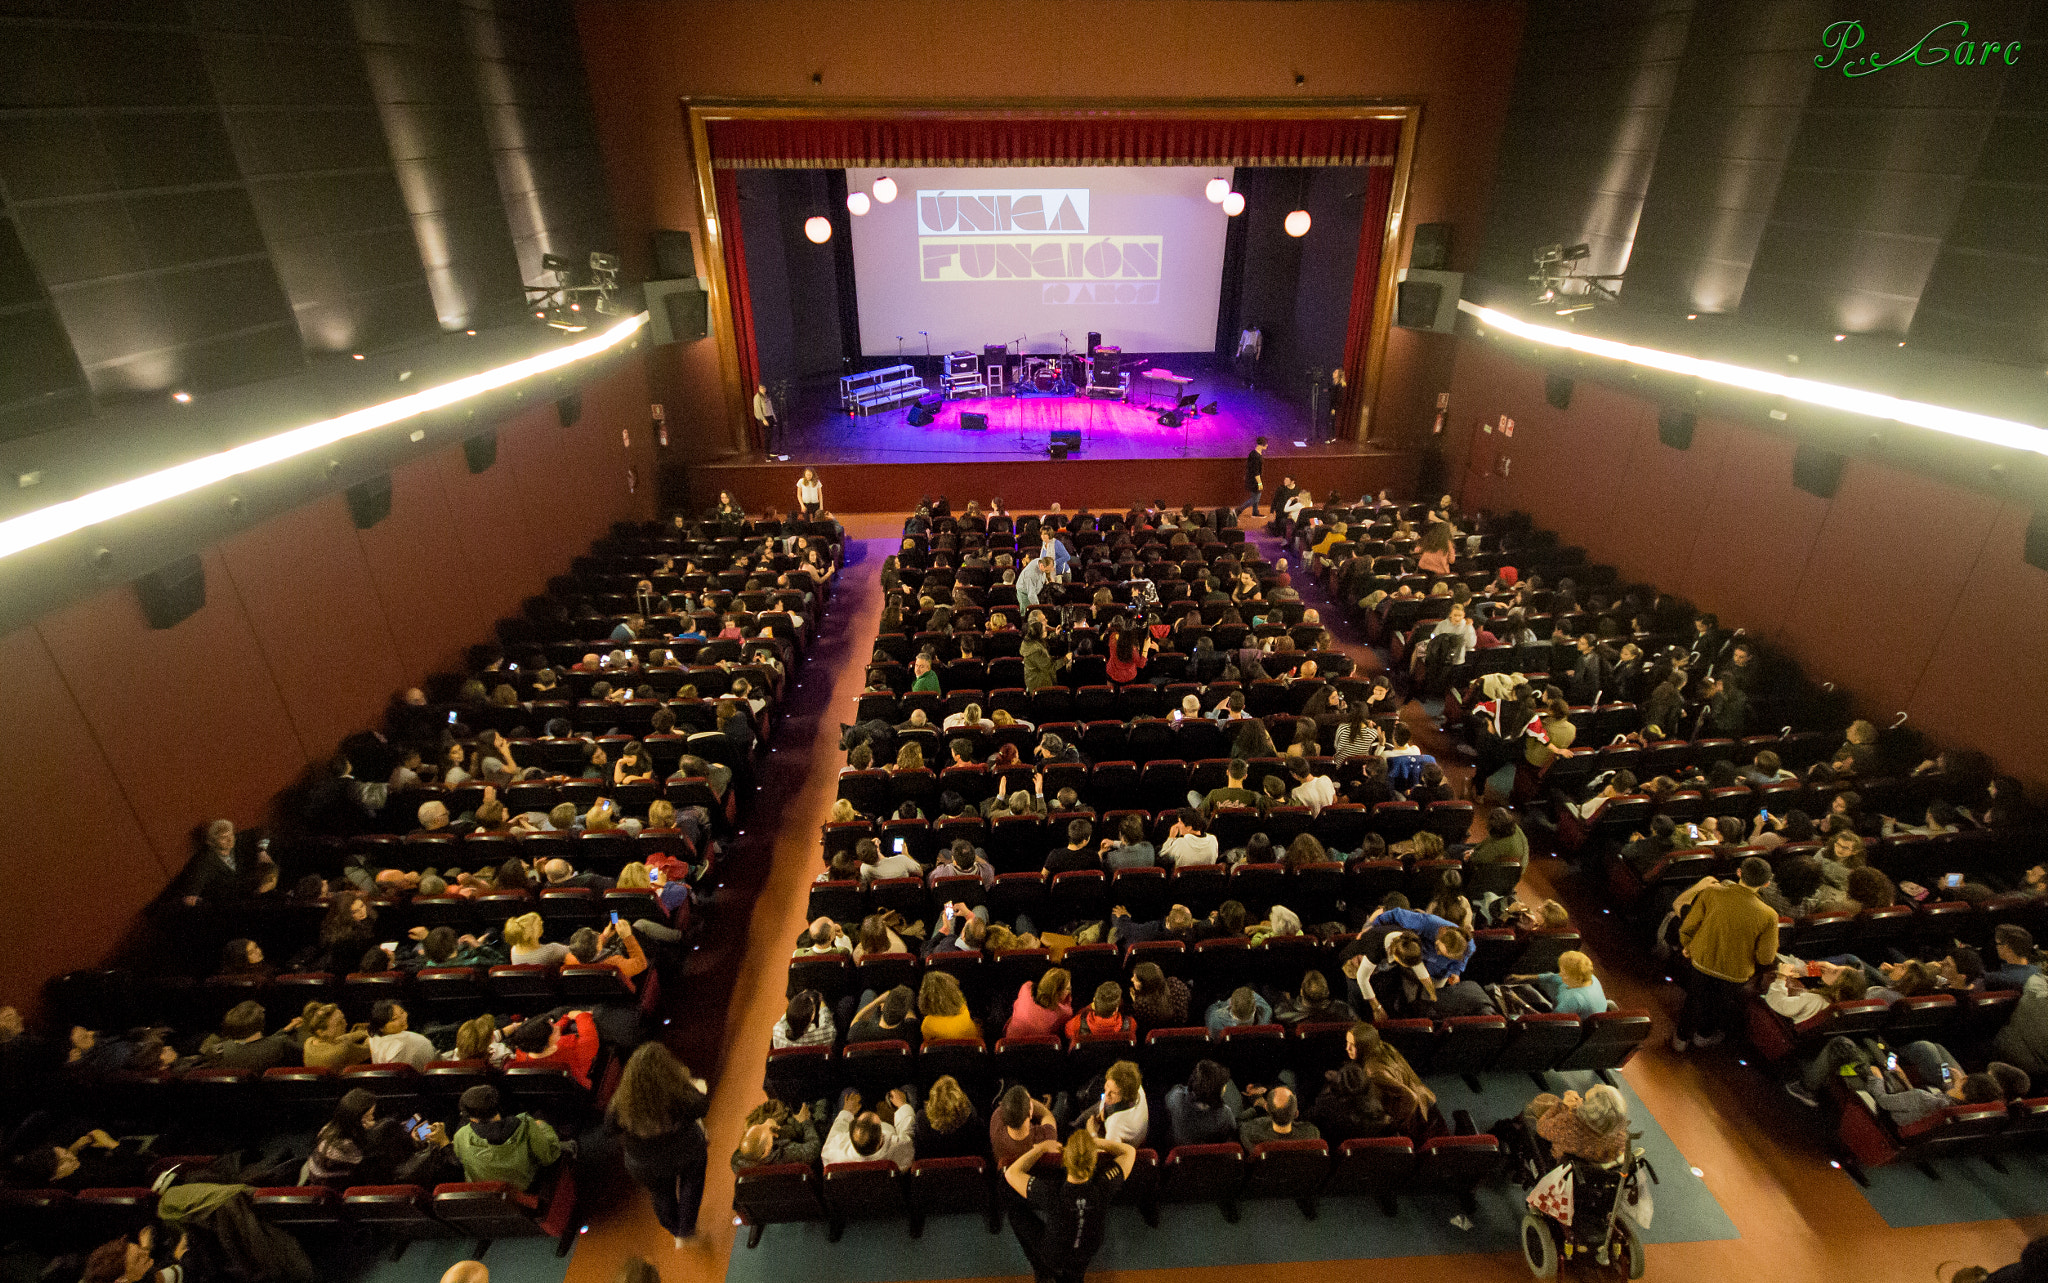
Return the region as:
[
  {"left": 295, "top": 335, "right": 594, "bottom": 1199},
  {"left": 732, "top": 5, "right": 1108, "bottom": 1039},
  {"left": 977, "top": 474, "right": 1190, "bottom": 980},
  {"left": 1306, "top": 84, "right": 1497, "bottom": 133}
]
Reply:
[
  {"left": 662, "top": 285, "right": 709, "bottom": 342},
  {"left": 1049, "top": 428, "right": 1080, "bottom": 457},
  {"left": 346, "top": 474, "right": 393, "bottom": 529},
  {"left": 1657, "top": 408, "right": 1695, "bottom": 451},
  {"left": 960, "top": 412, "right": 988, "bottom": 431},
  {"left": 1545, "top": 374, "right": 1573, "bottom": 411},
  {"left": 136, "top": 554, "right": 205, "bottom": 629},
  {"left": 1792, "top": 445, "right": 1846, "bottom": 498},
  {"left": 462, "top": 430, "right": 497, "bottom": 473},
  {"left": 1410, "top": 223, "right": 1452, "bottom": 271},
  {"left": 907, "top": 393, "right": 940, "bottom": 426},
  {"left": 2025, "top": 510, "right": 2048, "bottom": 571},
  {"left": 652, "top": 229, "right": 695, "bottom": 280},
  {"left": 1086, "top": 331, "right": 1101, "bottom": 355},
  {"left": 557, "top": 393, "right": 582, "bottom": 427},
  {"left": 1396, "top": 280, "right": 1443, "bottom": 329},
  {"left": 1091, "top": 346, "right": 1120, "bottom": 384}
]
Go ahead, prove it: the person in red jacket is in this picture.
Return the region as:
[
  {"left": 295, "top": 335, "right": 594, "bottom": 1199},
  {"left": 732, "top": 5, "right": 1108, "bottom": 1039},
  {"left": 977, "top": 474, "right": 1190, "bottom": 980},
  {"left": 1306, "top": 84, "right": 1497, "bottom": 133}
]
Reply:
[
  {"left": 1064, "top": 983, "right": 1137, "bottom": 1041},
  {"left": 508, "top": 1010, "right": 599, "bottom": 1088}
]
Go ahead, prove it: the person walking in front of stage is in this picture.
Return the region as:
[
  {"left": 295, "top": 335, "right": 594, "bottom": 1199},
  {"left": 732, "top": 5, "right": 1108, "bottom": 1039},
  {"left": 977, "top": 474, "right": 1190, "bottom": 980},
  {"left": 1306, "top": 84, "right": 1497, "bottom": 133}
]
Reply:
[
  {"left": 752, "top": 383, "right": 780, "bottom": 454},
  {"left": 1237, "top": 437, "right": 1268, "bottom": 517},
  {"left": 797, "top": 468, "right": 823, "bottom": 517}
]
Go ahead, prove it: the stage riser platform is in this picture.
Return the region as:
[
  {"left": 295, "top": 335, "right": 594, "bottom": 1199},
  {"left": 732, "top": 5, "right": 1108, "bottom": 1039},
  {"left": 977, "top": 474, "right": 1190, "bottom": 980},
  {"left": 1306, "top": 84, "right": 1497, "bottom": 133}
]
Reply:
[{"left": 670, "top": 451, "right": 1417, "bottom": 515}]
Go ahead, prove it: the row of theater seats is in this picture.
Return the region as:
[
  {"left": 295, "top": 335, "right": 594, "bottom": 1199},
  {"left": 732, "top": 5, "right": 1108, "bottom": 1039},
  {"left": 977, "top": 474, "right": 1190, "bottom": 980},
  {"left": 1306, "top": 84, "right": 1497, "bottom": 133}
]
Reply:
[
  {"left": 853, "top": 682, "right": 1363, "bottom": 731},
  {"left": 735, "top": 1134, "right": 1501, "bottom": 1246},
  {"left": 0, "top": 1175, "right": 577, "bottom": 1258}
]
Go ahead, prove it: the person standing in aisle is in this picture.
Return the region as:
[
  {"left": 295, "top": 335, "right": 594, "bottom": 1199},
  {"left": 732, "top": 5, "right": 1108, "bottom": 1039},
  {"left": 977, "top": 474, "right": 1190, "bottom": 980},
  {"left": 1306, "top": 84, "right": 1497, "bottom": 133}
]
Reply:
[
  {"left": 797, "top": 468, "right": 824, "bottom": 516},
  {"left": 1237, "top": 436, "right": 1268, "bottom": 517},
  {"left": 1004, "top": 1128, "right": 1137, "bottom": 1283},
  {"left": 605, "top": 1044, "right": 711, "bottom": 1248}
]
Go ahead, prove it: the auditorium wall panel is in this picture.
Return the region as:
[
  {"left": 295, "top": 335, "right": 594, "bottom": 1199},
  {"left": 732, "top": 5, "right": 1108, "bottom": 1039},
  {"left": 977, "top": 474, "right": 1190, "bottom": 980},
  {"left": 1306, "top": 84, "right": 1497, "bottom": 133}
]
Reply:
[
  {"left": 1449, "top": 337, "right": 2048, "bottom": 792},
  {"left": 574, "top": 0, "right": 1527, "bottom": 463},
  {"left": 0, "top": 357, "right": 654, "bottom": 1014}
]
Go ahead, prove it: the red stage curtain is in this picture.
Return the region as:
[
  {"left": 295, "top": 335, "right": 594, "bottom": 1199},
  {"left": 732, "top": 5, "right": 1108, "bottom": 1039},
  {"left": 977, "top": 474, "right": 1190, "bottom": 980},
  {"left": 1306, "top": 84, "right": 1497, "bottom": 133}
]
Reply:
[
  {"left": 705, "top": 116, "right": 1401, "bottom": 169},
  {"left": 1337, "top": 162, "right": 1396, "bottom": 441},
  {"left": 712, "top": 168, "right": 763, "bottom": 452}
]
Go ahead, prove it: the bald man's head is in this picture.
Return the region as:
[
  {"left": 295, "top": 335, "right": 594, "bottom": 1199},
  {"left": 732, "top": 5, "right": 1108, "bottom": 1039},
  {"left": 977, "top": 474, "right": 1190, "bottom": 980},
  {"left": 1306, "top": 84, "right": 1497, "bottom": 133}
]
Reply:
[
  {"left": 543, "top": 859, "right": 574, "bottom": 884},
  {"left": 440, "top": 1263, "right": 488, "bottom": 1283}
]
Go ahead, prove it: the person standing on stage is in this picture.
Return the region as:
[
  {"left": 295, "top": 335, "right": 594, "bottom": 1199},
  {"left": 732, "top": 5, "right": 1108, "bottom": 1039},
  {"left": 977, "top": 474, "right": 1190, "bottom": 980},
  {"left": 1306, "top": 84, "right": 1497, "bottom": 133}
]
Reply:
[
  {"left": 752, "top": 383, "right": 780, "bottom": 453},
  {"left": 1237, "top": 436, "right": 1269, "bottom": 517},
  {"left": 797, "top": 468, "right": 824, "bottom": 517}
]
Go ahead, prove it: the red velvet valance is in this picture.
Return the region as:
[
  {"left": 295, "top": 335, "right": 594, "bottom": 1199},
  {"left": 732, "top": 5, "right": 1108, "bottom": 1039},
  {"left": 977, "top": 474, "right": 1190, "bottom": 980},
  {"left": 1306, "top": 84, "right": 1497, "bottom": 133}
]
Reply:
[{"left": 705, "top": 115, "right": 1401, "bottom": 169}]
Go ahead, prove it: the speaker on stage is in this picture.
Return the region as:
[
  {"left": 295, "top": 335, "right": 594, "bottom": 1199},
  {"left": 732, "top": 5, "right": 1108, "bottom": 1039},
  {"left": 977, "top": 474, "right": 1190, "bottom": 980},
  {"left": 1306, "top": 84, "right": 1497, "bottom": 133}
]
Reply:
[
  {"left": 907, "top": 393, "right": 940, "bottom": 426},
  {"left": 1091, "top": 346, "right": 1120, "bottom": 385},
  {"left": 961, "top": 412, "right": 988, "bottom": 431},
  {"left": 1086, "top": 331, "right": 1101, "bottom": 356},
  {"left": 1049, "top": 427, "right": 1081, "bottom": 458}
]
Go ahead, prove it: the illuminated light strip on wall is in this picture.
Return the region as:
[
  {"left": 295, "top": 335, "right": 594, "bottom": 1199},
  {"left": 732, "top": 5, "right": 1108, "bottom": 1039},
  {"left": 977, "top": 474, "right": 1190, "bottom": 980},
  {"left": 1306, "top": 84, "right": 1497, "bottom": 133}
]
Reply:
[
  {"left": 1458, "top": 300, "right": 2046, "bottom": 457},
  {"left": 0, "top": 312, "right": 648, "bottom": 563}
]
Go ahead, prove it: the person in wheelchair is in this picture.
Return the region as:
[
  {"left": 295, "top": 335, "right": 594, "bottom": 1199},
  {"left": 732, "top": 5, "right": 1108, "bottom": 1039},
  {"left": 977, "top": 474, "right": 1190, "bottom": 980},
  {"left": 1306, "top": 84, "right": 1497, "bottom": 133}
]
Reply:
[{"left": 1523, "top": 1085, "right": 1630, "bottom": 1165}]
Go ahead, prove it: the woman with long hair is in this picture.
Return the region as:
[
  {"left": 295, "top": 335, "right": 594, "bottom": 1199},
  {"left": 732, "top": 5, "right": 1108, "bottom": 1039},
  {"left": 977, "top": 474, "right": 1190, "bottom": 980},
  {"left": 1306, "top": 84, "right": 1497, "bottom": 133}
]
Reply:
[
  {"left": 1348, "top": 1022, "right": 1437, "bottom": 1141},
  {"left": 913, "top": 1074, "right": 983, "bottom": 1160},
  {"left": 606, "top": 1043, "right": 711, "bottom": 1246},
  {"left": 318, "top": 892, "right": 378, "bottom": 972}
]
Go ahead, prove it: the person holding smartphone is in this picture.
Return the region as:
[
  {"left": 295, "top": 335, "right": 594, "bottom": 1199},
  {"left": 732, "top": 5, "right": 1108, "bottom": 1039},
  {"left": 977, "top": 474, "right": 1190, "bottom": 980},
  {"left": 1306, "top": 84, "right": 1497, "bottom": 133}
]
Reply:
[{"left": 1787, "top": 1034, "right": 2029, "bottom": 1118}]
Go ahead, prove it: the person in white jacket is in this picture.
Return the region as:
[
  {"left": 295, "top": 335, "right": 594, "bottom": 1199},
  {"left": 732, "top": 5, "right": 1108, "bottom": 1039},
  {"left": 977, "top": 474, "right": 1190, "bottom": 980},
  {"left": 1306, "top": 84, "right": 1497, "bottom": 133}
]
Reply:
[
  {"left": 820, "top": 1088, "right": 917, "bottom": 1171},
  {"left": 1066, "top": 1059, "right": 1150, "bottom": 1147},
  {"left": 1763, "top": 957, "right": 1870, "bottom": 1023}
]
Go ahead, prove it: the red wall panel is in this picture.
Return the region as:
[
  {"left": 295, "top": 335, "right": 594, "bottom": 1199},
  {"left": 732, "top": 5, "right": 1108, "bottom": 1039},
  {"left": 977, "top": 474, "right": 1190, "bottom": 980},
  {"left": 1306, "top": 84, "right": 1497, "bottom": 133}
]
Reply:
[{"left": 1446, "top": 336, "right": 2048, "bottom": 792}]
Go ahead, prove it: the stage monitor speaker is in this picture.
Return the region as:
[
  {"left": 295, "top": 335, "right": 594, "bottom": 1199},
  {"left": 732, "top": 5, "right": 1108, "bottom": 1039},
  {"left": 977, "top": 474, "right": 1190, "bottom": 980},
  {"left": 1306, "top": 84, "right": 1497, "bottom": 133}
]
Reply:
[
  {"left": 346, "top": 475, "right": 392, "bottom": 529},
  {"left": 1545, "top": 374, "right": 1574, "bottom": 411},
  {"left": 1657, "top": 408, "right": 1695, "bottom": 451},
  {"left": 136, "top": 554, "right": 205, "bottom": 630},
  {"left": 463, "top": 430, "right": 497, "bottom": 473},
  {"left": 1792, "top": 445, "right": 1846, "bottom": 498},
  {"left": 1410, "top": 223, "right": 1452, "bottom": 271},
  {"left": 1086, "top": 331, "right": 1101, "bottom": 355},
  {"left": 2025, "top": 510, "right": 2048, "bottom": 571},
  {"left": 961, "top": 412, "right": 989, "bottom": 431},
  {"left": 1394, "top": 269, "right": 1461, "bottom": 332},
  {"left": 1091, "top": 346, "right": 1120, "bottom": 384},
  {"left": 652, "top": 229, "right": 696, "bottom": 280},
  {"left": 907, "top": 403, "right": 936, "bottom": 426},
  {"left": 1049, "top": 427, "right": 1081, "bottom": 458}
]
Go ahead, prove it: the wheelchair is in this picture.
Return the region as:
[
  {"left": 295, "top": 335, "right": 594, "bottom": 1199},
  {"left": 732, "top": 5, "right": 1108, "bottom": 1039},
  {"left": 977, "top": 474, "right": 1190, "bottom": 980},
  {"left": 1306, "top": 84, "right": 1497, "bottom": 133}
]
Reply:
[{"left": 1499, "top": 1114, "right": 1657, "bottom": 1279}]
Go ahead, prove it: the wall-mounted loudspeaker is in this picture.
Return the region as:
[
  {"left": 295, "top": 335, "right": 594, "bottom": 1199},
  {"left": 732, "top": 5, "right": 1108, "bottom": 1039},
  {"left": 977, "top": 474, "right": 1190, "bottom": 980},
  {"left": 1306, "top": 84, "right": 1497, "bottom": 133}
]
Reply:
[
  {"left": 1657, "top": 408, "right": 1695, "bottom": 450},
  {"left": 2025, "top": 510, "right": 2048, "bottom": 571},
  {"left": 346, "top": 475, "right": 392, "bottom": 529},
  {"left": 462, "top": 431, "right": 497, "bottom": 473},
  {"left": 557, "top": 393, "right": 582, "bottom": 428},
  {"left": 652, "top": 229, "right": 696, "bottom": 280},
  {"left": 1394, "top": 268, "right": 1462, "bottom": 333},
  {"left": 1410, "top": 223, "right": 1451, "bottom": 271},
  {"left": 136, "top": 554, "right": 205, "bottom": 630},
  {"left": 1544, "top": 374, "right": 1574, "bottom": 411},
  {"left": 1792, "top": 445, "right": 1846, "bottom": 498}
]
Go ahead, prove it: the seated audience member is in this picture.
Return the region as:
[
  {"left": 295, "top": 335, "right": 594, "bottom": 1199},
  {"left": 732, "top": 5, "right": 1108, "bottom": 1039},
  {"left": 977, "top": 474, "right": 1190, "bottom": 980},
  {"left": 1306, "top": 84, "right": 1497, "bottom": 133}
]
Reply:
[
  {"left": 1067, "top": 1059, "right": 1150, "bottom": 1145},
  {"left": 1523, "top": 1085, "right": 1629, "bottom": 1163},
  {"left": 732, "top": 1100, "right": 822, "bottom": 1171},
  {"left": 1507, "top": 951, "right": 1608, "bottom": 1016},
  {"left": 772, "top": 990, "right": 836, "bottom": 1049},
  {"left": 1309, "top": 1061, "right": 1392, "bottom": 1143},
  {"left": 453, "top": 1084, "right": 562, "bottom": 1192},
  {"left": 1787, "top": 1034, "right": 2031, "bottom": 1119},
  {"left": 567, "top": 920, "right": 650, "bottom": 989},
  {"left": 1101, "top": 814, "right": 1158, "bottom": 870},
  {"left": 1128, "top": 961, "right": 1192, "bottom": 1034},
  {"left": 1275, "top": 970, "right": 1351, "bottom": 1025},
  {"left": 307, "top": 1087, "right": 451, "bottom": 1188},
  {"left": 930, "top": 839, "right": 996, "bottom": 889},
  {"left": 844, "top": 986, "right": 917, "bottom": 1045},
  {"left": 794, "top": 917, "right": 853, "bottom": 957},
  {"left": 1472, "top": 808, "right": 1529, "bottom": 867},
  {"left": 1987, "top": 925, "right": 2046, "bottom": 992},
  {"left": 1160, "top": 809, "right": 1220, "bottom": 868},
  {"left": 912, "top": 1075, "right": 983, "bottom": 1161},
  {"left": 1995, "top": 975, "right": 2048, "bottom": 1076},
  {"left": 990, "top": 1085, "right": 1059, "bottom": 1169},
  {"left": 1008, "top": 968, "right": 1074, "bottom": 1041},
  {"left": 504, "top": 912, "right": 573, "bottom": 967},
  {"left": 918, "top": 971, "right": 982, "bottom": 1042},
  {"left": 196, "top": 1001, "right": 300, "bottom": 1071},
  {"left": 1164, "top": 1059, "right": 1242, "bottom": 1148},
  {"left": 505, "top": 1009, "right": 600, "bottom": 1087},
  {"left": 1763, "top": 957, "right": 1870, "bottom": 1022},
  {"left": 1238, "top": 1085, "right": 1318, "bottom": 1149},
  {"left": 822, "top": 1086, "right": 917, "bottom": 1171},
  {"left": 1065, "top": 983, "right": 1136, "bottom": 1041},
  {"left": 851, "top": 913, "right": 908, "bottom": 962},
  {"left": 217, "top": 938, "right": 273, "bottom": 980},
  {"left": 860, "top": 836, "right": 925, "bottom": 884},
  {"left": 365, "top": 1001, "right": 436, "bottom": 1069},
  {"left": 300, "top": 1002, "right": 371, "bottom": 1070},
  {"left": 1205, "top": 985, "right": 1273, "bottom": 1035},
  {"left": 10, "top": 1122, "right": 152, "bottom": 1190}
]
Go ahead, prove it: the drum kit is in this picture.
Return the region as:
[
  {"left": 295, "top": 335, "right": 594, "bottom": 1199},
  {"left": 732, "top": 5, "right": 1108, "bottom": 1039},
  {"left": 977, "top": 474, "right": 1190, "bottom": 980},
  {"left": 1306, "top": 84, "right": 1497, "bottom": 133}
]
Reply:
[{"left": 1021, "top": 354, "right": 1087, "bottom": 394}]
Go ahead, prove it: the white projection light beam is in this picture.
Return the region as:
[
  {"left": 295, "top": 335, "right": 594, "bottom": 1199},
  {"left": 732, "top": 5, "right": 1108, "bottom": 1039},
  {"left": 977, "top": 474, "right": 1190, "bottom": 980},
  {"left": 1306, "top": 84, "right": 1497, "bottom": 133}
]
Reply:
[
  {"left": 1459, "top": 302, "right": 2045, "bottom": 456},
  {"left": 0, "top": 311, "right": 648, "bottom": 562}
]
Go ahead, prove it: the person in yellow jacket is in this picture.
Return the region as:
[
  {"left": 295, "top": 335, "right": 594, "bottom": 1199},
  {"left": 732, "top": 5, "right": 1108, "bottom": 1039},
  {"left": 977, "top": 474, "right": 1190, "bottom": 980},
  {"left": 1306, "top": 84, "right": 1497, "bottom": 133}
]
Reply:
[{"left": 1672, "top": 857, "right": 1780, "bottom": 1051}]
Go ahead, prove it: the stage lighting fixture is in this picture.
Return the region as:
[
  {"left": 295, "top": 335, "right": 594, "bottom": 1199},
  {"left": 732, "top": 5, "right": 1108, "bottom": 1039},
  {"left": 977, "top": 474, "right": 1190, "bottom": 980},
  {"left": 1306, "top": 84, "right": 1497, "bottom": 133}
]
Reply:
[
  {"left": 847, "top": 191, "right": 871, "bottom": 216},
  {"left": 804, "top": 216, "right": 832, "bottom": 244},
  {"left": 1285, "top": 209, "right": 1312, "bottom": 237},
  {"left": 872, "top": 175, "right": 898, "bottom": 203},
  {"left": 1554, "top": 300, "right": 1595, "bottom": 315},
  {"left": 1561, "top": 243, "right": 1591, "bottom": 262},
  {"left": 171, "top": 391, "right": 192, "bottom": 404},
  {"left": 1221, "top": 191, "right": 1245, "bottom": 216},
  {"left": 1205, "top": 178, "right": 1230, "bottom": 203},
  {"left": 541, "top": 253, "right": 572, "bottom": 274}
]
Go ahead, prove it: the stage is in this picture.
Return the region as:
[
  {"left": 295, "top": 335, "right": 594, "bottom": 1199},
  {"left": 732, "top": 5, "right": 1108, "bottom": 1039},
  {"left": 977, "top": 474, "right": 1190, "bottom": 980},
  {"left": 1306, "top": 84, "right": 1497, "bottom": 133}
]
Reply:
[{"left": 671, "top": 373, "right": 1419, "bottom": 513}]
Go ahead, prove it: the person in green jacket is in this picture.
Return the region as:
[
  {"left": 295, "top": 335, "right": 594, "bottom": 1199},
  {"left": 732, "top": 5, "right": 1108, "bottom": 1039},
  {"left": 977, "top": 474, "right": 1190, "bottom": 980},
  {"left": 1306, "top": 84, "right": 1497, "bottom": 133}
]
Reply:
[
  {"left": 452, "top": 1085, "right": 562, "bottom": 1192},
  {"left": 910, "top": 653, "right": 942, "bottom": 692}
]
